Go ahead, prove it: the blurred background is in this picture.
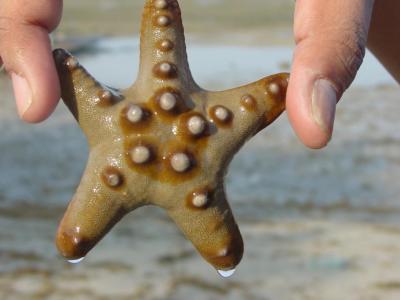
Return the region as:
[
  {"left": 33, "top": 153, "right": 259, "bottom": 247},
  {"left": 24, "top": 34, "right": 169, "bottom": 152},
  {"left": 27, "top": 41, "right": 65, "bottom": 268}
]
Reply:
[{"left": 1, "top": 0, "right": 400, "bottom": 299}]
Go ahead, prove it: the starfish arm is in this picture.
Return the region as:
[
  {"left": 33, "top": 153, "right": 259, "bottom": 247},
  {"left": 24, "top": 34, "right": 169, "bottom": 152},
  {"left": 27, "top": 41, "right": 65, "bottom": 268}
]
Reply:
[
  {"left": 53, "top": 49, "right": 121, "bottom": 140},
  {"left": 167, "top": 184, "right": 243, "bottom": 271},
  {"left": 135, "top": 0, "right": 196, "bottom": 89},
  {"left": 206, "top": 73, "right": 289, "bottom": 140},
  {"left": 56, "top": 160, "right": 128, "bottom": 260}
]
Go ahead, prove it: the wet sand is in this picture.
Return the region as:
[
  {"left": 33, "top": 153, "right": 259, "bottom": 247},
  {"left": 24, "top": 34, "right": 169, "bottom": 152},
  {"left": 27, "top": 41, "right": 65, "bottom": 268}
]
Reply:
[{"left": 1, "top": 59, "right": 400, "bottom": 299}]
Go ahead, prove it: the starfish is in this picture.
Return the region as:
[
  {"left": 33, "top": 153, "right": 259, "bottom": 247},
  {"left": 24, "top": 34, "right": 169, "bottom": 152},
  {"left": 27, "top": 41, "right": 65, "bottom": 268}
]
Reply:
[{"left": 53, "top": 0, "right": 289, "bottom": 273}]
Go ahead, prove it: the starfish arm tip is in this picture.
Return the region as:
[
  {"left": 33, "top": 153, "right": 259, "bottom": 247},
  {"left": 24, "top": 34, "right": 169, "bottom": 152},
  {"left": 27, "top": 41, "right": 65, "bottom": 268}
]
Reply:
[
  {"left": 55, "top": 163, "right": 129, "bottom": 260},
  {"left": 53, "top": 49, "right": 121, "bottom": 127},
  {"left": 167, "top": 189, "right": 243, "bottom": 270},
  {"left": 207, "top": 72, "right": 289, "bottom": 140},
  {"left": 56, "top": 196, "right": 127, "bottom": 260},
  {"left": 137, "top": 0, "right": 194, "bottom": 84}
]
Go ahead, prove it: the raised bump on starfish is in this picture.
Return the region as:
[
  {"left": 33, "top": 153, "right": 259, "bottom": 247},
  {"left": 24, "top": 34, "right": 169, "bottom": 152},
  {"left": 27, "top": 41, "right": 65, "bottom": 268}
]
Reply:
[{"left": 53, "top": 0, "right": 289, "bottom": 271}]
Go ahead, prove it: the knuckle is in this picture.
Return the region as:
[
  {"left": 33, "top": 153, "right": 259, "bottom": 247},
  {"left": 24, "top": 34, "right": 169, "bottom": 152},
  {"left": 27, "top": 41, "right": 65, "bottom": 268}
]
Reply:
[
  {"left": 0, "top": 0, "right": 62, "bottom": 34},
  {"left": 294, "top": 23, "right": 311, "bottom": 46},
  {"left": 295, "top": 24, "right": 367, "bottom": 92},
  {"left": 334, "top": 31, "right": 366, "bottom": 89},
  {"left": 0, "top": 16, "right": 13, "bottom": 34},
  {"left": 0, "top": 17, "right": 16, "bottom": 56}
]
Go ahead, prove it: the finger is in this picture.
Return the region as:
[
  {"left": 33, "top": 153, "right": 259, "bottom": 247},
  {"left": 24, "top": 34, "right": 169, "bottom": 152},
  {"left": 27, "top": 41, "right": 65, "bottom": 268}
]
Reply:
[
  {"left": 0, "top": 0, "right": 63, "bottom": 123},
  {"left": 287, "top": 0, "right": 374, "bottom": 149}
]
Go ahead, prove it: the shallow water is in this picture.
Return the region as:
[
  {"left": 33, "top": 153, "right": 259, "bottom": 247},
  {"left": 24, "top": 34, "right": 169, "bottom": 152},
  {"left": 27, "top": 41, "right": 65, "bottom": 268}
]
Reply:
[{"left": 80, "top": 37, "right": 396, "bottom": 89}]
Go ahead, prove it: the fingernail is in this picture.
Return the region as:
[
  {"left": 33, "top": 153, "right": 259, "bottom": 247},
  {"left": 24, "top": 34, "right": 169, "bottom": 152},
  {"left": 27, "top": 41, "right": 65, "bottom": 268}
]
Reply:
[
  {"left": 11, "top": 72, "right": 32, "bottom": 118},
  {"left": 311, "top": 79, "right": 337, "bottom": 135}
]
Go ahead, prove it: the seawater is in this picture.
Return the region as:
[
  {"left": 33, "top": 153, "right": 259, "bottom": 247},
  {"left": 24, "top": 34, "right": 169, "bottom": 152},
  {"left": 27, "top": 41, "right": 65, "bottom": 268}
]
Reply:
[{"left": 79, "top": 37, "right": 396, "bottom": 90}]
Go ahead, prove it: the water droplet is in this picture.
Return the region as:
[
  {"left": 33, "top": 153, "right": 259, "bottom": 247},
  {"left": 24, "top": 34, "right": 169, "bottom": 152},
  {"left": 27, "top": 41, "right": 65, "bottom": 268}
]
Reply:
[
  {"left": 217, "top": 268, "right": 236, "bottom": 278},
  {"left": 68, "top": 257, "right": 85, "bottom": 264}
]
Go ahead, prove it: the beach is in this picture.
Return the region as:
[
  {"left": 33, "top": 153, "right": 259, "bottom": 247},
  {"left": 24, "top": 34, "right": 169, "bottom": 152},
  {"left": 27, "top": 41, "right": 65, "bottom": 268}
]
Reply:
[{"left": 1, "top": 1, "right": 400, "bottom": 299}]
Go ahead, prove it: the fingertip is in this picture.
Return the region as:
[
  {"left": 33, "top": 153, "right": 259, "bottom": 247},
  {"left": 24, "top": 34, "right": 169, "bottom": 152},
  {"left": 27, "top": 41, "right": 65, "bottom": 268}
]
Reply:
[
  {"left": 21, "top": 97, "right": 60, "bottom": 124},
  {"left": 12, "top": 72, "right": 60, "bottom": 124},
  {"left": 287, "top": 104, "right": 332, "bottom": 150},
  {"left": 286, "top": 68, "right": 336, "bottom": 150},
  {"left": 6, "top": 27, "right": 61, "bottom": 123},
  {"left": 20, "top": 73, "right": 61, "bottom": 124}
]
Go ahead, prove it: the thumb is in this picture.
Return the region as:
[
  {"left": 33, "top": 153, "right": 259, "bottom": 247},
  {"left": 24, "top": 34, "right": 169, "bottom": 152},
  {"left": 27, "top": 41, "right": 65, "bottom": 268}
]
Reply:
[
  {"left": 0, "top": 0, "right": 63, "bottom": 123},
  {"left": 286, "top": 0, "right": 375, "bottom": 149}
]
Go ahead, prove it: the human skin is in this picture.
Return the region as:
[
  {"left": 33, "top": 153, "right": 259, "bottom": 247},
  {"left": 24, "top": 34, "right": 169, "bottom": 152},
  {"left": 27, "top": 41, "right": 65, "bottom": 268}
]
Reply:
[
  {"left": 368, "top": 0, "right": 400, "bottom": 84},
  {"left": 0, "top": 0, "right": 62, "bottom": 122},
  {"left": 0, "top": 0, "right": 399, "bottom": 148}
]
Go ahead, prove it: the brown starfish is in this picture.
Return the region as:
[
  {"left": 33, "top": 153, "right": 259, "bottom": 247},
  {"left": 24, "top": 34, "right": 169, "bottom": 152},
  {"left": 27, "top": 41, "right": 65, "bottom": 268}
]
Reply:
[{"left": 53, "top": 0, "right": 289, "bottom": 273}]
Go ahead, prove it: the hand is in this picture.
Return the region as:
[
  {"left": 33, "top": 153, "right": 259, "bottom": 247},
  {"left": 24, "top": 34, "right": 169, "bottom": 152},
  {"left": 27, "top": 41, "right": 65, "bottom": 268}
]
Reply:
[
  {"left": 0, "top": 0, "right": 62, "bottom": 122},
  {"left": 368, "top": 0, "right": 400, "bottom": 83},
  {"left": 286, "top": 0, "right": 375, "bottom": 149}
]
